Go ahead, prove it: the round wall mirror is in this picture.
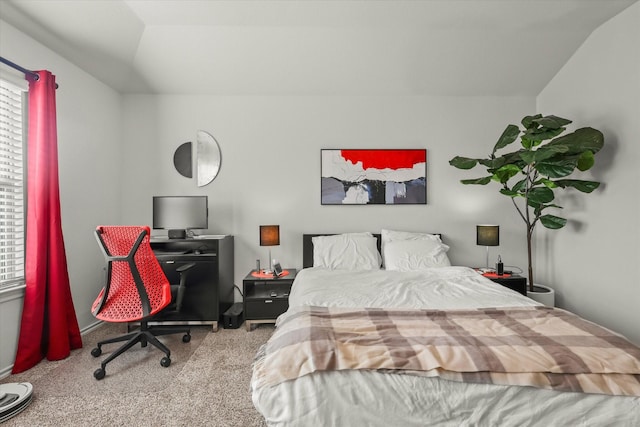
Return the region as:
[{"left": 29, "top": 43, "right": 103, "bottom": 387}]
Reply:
[
  {"left": 173, "top": 142, "right": 193, "bottom": 178},
  {"left": 196, "top": 130, "right": 221, "bottom": 187},
  {"left": 172, "top": 130, "right": 222, "bottom": 187}
]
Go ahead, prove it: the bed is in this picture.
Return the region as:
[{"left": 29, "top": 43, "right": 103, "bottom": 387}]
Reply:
[{"left": 251, "top": 231, "right": 640, "bottom": 426}]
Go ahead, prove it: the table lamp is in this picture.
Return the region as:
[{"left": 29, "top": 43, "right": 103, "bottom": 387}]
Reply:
[
  {"left": 476, "top": 224, "right": 499, "bottom": 269},
  {"left": 260, "top": 225, "right": 280, "bottom": 272}
]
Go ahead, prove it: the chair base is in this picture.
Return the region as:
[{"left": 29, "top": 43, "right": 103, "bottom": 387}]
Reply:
[{"left": 91, "top": 321, "right": 190, "bottom": 380}]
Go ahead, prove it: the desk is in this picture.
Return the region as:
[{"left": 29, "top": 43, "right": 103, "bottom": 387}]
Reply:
[{"left": 150, "top": 235, "right": 234, "bottom": 331}]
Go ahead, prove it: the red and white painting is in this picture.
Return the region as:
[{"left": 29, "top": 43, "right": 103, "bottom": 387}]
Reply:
[{"left": 321, "top": 149, "right": 427, "bottom": 205}]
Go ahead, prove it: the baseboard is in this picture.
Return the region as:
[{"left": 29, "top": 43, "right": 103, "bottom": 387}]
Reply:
[
  {"left": 0, "top": 320, "right": 104, "bottom": 380},
  {"left": 0, "top": 364, "right": 12, "bottom": 379},
  {"left": 80, "top": 320, "right": 104, "bottom": 335}
]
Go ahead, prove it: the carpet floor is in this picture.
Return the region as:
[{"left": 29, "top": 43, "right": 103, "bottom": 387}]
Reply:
[{"left": 0, "top": 322, "right": 274, "bottom": 426}]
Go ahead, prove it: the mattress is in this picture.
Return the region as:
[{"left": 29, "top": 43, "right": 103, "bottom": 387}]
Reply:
[{"left": 252, "top": 267, "right": 640, "bottom": 426}]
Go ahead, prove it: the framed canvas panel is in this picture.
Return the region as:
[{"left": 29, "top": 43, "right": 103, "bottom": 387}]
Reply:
[{"left": 321, "top": 149, "right": 427, "bottom": 205}]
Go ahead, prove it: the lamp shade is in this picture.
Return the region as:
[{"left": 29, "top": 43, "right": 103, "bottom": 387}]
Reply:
[
  {"left": 476, "top": 225, "right": 499, "bottom": 246},
  {"left": 260, "top": 225, "right": 280, "bottom": 246}
]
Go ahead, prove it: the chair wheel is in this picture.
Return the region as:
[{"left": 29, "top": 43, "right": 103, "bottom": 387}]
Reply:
[
  {"left": 91, "top": 347, "right": 102, "bottom": 357},
  {"left": 182, "top": 333, "right": 191, "bottom": 343},
  {"left": 94, "top": 368, "right": 105, "bottom": 380},
  {"left": 161, "top": 357, "right": 171, "bottom": 367}
]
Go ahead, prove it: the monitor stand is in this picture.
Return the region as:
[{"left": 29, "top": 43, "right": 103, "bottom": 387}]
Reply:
[{"left": 168, "top": 229, "right": 186, "bottom": 239}]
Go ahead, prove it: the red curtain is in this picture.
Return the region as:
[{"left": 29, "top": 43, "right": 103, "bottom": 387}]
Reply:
[{"left": 12, "top": 70, "right": 82, "bottom": 374}]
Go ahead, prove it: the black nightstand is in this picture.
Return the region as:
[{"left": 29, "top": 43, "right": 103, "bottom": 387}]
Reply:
[
  {"left": 243, "top": 269, "right": 298, "bottom": 331},
  {"left": 483, "top": 273, "right": 527, "bottom": 296}
]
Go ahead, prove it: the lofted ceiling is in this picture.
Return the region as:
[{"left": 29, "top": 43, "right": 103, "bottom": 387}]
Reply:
[{"left": 1, "top": 0, "right": 637, "bottom": 96}]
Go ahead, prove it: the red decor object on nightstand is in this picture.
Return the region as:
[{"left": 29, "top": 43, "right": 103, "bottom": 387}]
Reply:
[
  {"left": 251, "top": 270, "right": 290, "bottom": 278},
  {"left": 482, "top": 272, "right": 512, "bottom": 279}
]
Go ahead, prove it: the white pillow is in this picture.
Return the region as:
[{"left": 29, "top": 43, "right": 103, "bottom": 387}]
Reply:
[
  {"left": 381, "top": 229, "right": 442, "bottom": 244},
  {"left": 383, "top": 239, "right": 451, "bottom": 271},
  {"left": 381, "top": 229, "right": 451, "bottom": 270},
  {"left": 312, "top": 233, "right": 382, "bottom": 271}
]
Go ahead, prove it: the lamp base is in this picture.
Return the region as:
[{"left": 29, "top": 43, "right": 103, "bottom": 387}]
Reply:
[{"left": 485, "top": 245, "right": 490, "bottom": 269}]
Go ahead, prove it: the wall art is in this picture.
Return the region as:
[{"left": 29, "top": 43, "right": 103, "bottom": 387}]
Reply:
[
  {"left": 321, "top": 149, "right": 427, "bottom": 205},
  {"left": 173, "top": 130, "right": 221, "bottom": 187}
]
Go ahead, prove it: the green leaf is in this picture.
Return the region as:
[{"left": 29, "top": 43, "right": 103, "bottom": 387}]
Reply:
[
  {"left": 540, "top": 214, "right": 567, "bottom": 229},
  {"left": 478, "top": 157, "right": 506, "bottom": 169},
  {"left": 532, "top": 115, "right": 572, "bottom": 129},
  {"left": 512, "top": 178, "right": 527, "bottom": 192},
  {"left": 493, "top": 124, "right": 520, "bottom": 153},
  {"left": 523, "top": 126, "right": 565, "bottom": 143},
  {"left": 500, "top": 188, "right": 519, "bottom": 197},
  {"left": 533, "top": 144, "right": 570, "bottom": 162},
  {"left": 541, "top": 178, "right": 558, "bottom": 189},
  {"left": 530, "top": 128, "right": 567, "bottom": 141},
  {"left": 577, "top": 150, "right": 595, "bottom": 171},
  {"left": 501, "top": 150, "right": 528, "bottom": 165},
  {"left": 533, "top": 203, "right": 562, "bottom": 217},
  {"left": 521, "top": 135, "right": 534, "bottom": 150},
  {"left": 554, "top": 179, "right": 600, "bottom": 193},
  {"left": 519, "top": 150, "right": 536, "bottom": 164},
  {"left": 528, "top": 187, "right": 555, "bottom": 204},
  {"left": 449, "top": 156, "right": 478, "bottom": 169},
  {"left": 461, "top": 176, "right": 492, "bottom": 185},
  {"left": 493, "top": 164, "right": 521, "bottom": 183},
  {"left": 521, "top": 114, "right": 542, "bottom": 129},
  {"left": 527, "top": 199, "right": 544, "bottom": 213},
  {"left": 532, "top": 202, "right": 544, "bottom": 216},
  {"left": 546, "top": 127, "right": 604, "bottom": 155},
  {"left": 535, "top": 157, "right": 578, "bottom": 178}
]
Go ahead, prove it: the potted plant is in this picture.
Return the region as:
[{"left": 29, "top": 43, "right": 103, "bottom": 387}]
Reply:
[{"left": 449, "top": 114, "right": 604, "bottom": 302}]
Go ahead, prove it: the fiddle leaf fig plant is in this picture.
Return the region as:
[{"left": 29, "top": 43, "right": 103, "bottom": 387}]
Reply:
[{"left": 449, "top": 114, "right": 604, "bottom": 292}]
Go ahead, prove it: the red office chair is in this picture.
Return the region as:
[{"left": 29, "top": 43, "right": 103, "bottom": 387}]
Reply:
[{"left": 91, "top": 226, "right": 192, "bottom": 380}]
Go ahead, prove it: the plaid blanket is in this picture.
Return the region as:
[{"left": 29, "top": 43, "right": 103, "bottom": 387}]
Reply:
[{"left": 253, "top": 305, "right": 640, "bottom": 396}]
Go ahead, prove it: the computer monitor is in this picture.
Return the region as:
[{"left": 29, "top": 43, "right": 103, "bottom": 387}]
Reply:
[{"left": 152, "top": 196, "right": 208, "bottom": 239}]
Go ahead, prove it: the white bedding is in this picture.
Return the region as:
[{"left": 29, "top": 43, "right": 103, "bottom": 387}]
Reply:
[
  {"left": 252, "top": 267, "right": 640, "bottom": 426},
  {"left": 288, "top": 266, "right": 538, "bottom": 310}
]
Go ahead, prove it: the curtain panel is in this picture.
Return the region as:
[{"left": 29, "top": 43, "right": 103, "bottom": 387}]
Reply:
[{"left": 12, "top": 70, "right": 82, "bottom": 374}]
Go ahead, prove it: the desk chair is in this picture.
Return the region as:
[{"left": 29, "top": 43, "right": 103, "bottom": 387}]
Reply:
[{"left": 91, "top": 226, "right": 193, "bottom": 380}]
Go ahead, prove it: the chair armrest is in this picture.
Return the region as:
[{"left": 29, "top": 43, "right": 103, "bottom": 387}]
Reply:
[{"left": 176, "top": 263, "right": 196, "bottom": 273}]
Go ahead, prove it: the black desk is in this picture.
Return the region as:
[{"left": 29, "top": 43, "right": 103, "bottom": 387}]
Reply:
[{"left": 150, "top": 235, "right": 234, "bottom": 331}]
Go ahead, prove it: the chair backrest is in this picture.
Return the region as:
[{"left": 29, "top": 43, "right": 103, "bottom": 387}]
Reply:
[{"left": 92, "top": 226, "right": 172, "bottom": 322}]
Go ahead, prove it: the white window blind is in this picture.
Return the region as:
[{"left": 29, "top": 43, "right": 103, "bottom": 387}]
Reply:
[{"left": 0, "top": 78, "right": 25, "bottom": 289}]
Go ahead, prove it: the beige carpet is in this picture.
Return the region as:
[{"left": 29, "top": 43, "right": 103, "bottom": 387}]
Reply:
[{"left": 1, "top": 322, "right": 273, "bottom": 426}]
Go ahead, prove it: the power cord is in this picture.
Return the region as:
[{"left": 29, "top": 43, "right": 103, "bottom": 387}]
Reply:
[
  {"left": 504, "top": 265, "right": 523, "bottom": 274},
  {"left": 233, "top": 284, "right": 244, "bottom": 301}
]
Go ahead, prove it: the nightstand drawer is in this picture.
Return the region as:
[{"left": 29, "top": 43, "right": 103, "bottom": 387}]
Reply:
[
  {"left": 489, "top": 275, "right": 527, "bottom": 296},
  {"left": 245, "top": 299, "right": 289, "bottom": 319}
]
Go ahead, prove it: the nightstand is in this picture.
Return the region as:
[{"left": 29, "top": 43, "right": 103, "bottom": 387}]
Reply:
[
  {"left": 243, "top": 269, "right": 298, "bottom": 331},
  {"left": 482, "top": 272, "right": 527, "bottom": 296}
]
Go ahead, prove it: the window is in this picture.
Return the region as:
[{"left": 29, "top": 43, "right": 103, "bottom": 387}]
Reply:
[{"left": 0, "top": 78, "right": 26, "bottom": 290}]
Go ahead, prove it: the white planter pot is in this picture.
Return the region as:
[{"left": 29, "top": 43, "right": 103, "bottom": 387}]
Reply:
[{"left": 527, "top": 284, "right": 555, "bottom": 307}]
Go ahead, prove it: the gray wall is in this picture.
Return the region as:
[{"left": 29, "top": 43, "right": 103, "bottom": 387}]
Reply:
[
  {"left": 536, "top": 2, "right": 640, "bottom": 344},
  {"left": 119, "top": 95, "right": 534, "bottom": 292}
]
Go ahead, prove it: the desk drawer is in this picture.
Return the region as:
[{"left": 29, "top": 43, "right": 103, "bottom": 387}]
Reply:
[{"left": 245, "top": 299, "right": 288, "bottom": 320}]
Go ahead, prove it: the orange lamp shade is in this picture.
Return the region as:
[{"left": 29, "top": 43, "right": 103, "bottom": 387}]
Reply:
[{"left": 260, "top": 225, "right": 280, "bottom": 247}]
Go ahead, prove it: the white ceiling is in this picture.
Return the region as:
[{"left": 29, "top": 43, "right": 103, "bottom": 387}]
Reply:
[{"left": 1, "top": 0, "right": 637, "bottom": 96}]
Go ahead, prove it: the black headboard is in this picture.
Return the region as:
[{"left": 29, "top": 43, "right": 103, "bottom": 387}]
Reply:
[{"left": 302, "top": 233, "right": 441, "bottom": 269}]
